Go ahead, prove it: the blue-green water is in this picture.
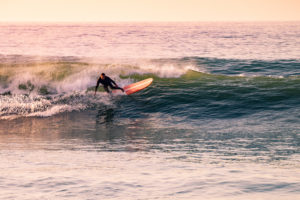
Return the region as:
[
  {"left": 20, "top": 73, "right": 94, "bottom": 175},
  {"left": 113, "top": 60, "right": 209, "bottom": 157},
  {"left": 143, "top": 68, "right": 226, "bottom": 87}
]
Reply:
[{"left": 0, "top": 23, "right": 299, "bottom": 199}]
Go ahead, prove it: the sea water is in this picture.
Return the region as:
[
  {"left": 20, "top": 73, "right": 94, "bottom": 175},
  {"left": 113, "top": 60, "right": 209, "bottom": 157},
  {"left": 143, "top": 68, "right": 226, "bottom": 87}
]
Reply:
[{"left": 0, "top": 22, "right": 299, "bottom": 199}]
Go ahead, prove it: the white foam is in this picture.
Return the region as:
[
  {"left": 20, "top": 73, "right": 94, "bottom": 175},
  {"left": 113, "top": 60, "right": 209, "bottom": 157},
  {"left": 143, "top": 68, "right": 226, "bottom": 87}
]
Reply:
[
  {"left": 0, "top": 91, "right": 115, "bottom": 119},
  {"left": 27, "top": 104, "right": 82, "bottom": 117},
  {"left": 117, "top": 61, "right": 205, "bottom": 78}
]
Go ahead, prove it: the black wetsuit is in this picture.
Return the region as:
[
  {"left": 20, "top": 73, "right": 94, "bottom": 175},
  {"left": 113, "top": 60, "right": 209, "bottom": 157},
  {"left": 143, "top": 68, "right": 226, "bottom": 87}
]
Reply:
[{"left": 95, "top": 76, "right": 123, "bottom": 93}]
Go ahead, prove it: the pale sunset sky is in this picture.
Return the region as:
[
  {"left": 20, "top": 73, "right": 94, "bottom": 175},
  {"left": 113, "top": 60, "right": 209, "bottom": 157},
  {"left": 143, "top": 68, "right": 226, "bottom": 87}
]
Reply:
[{"left": 0, "top": 0, "right": 299, "bottom": 22}]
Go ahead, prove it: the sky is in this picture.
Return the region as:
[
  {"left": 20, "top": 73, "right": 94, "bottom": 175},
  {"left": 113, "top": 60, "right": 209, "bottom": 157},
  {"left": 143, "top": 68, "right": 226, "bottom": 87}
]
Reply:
[{"left": 0, "top": 0, "right": 300, "bottom": 22}]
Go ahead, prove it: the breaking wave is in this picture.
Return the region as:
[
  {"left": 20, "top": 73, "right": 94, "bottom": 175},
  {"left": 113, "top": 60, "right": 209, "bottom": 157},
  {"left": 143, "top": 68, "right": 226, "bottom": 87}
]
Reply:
[{"left": 1, "top": 55, "right": 299, "bottom": 120}]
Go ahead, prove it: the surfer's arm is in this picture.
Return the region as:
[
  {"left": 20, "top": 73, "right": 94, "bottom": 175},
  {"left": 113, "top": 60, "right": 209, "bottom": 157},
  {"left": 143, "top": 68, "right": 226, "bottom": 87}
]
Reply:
[
  {"left": 108, "top": 77, "right": 118, "bottom": 87},
  {"left": 94, "top": 78, "right": 101, "bottom": 95}
]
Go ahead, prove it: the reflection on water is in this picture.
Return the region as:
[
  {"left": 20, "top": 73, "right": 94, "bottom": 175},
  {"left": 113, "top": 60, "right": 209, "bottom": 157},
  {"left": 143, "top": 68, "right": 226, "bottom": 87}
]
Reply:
[
  {"left": 0, "top": 109, "right": 298, "bottom": 163},
  {"left": 96, "top": 108, "right": 115, "bottom": 125},
  {"left": 0, "top": 109, "right": 299, "bottom": 199}
]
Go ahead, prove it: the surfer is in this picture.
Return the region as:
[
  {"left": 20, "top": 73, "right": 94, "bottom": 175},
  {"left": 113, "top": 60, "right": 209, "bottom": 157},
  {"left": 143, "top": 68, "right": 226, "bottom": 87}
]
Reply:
[{"left": 94, "top": 73, "right": 124, "bottom": 95}]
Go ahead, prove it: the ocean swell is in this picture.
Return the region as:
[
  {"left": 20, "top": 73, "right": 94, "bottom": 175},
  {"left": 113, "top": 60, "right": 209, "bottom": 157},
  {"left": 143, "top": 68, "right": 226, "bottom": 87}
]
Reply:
[{"left": 1, "top": 55, "right": 300, "bottom": 120}]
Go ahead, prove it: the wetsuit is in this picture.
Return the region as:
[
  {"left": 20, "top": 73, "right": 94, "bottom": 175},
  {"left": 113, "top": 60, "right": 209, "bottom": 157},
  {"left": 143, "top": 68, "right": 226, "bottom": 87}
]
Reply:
[{"left": 95, "top": 76, "right": 123, "bottom": 93}]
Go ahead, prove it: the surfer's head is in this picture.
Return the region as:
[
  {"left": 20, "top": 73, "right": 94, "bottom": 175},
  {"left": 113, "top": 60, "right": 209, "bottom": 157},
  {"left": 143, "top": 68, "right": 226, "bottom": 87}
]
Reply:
[{"left": 100, "top": 73, "right": 105, "bottom": 79}]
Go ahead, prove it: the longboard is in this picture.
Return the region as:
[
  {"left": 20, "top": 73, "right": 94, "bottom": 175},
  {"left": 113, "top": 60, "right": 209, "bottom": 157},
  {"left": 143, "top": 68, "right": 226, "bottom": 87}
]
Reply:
[{"left": 115, "top": 78, "right": 153, "bottom": 95}]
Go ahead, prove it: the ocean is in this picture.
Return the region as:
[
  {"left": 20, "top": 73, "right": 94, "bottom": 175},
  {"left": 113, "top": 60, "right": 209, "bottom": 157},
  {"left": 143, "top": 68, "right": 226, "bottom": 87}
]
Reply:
[{"left": 0, "top": 22, "right": 299, "bottom": 199}]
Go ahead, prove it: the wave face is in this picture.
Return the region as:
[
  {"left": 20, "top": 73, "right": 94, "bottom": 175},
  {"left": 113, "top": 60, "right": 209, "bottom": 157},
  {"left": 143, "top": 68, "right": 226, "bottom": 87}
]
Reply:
[{"left": 1, "top": 55, "right": 300, "bottom": 121}]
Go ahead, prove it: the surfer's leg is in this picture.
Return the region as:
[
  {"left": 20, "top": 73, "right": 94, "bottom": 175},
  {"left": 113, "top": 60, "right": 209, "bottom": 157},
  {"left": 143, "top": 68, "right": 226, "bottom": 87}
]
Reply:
[
  {"left": 116, "top": 86, "right": 124, "bottom": 92},
  {"left": 110, "top": 85, "right": 124, "bottom": 92},
  {"left": 117, "top": 86, "right": 124, "bottom": 92},
  {"left": 103, "top": 86, "right": 110, "bottom": 93}
]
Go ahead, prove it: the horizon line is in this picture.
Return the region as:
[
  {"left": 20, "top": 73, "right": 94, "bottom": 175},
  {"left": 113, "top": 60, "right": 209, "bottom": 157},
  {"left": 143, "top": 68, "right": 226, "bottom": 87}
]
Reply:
[{"left": 1, "top": 20, "right": 300, "bottom": 23}]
